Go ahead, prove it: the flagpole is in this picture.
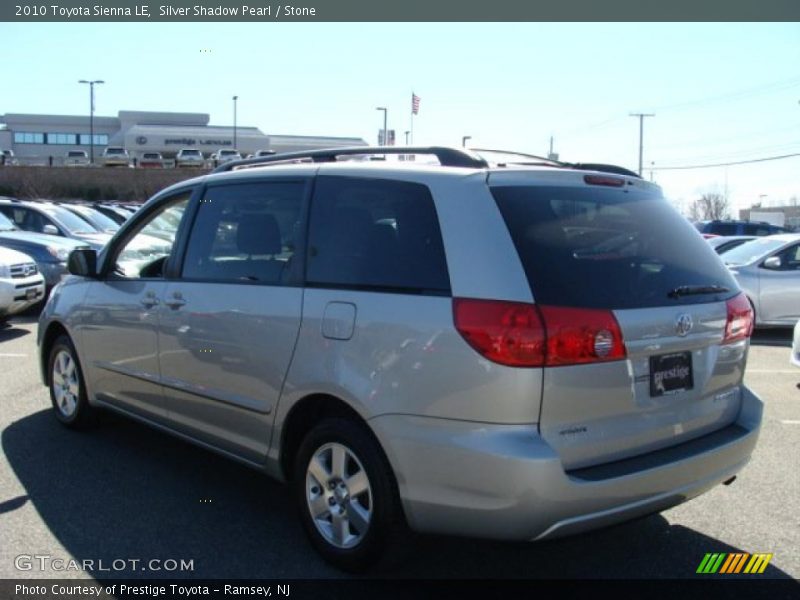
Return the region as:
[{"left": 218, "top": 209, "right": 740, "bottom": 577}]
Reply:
[{"left": 410, "top": 91, "right": 414, "bottom": 145}]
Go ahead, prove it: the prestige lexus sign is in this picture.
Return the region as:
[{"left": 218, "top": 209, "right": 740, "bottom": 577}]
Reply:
[{"left": 163, "top": 138, "right": 233, "bottom": 146}]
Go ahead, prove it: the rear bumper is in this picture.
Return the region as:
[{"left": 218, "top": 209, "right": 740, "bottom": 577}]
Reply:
[{"left": 369, "top": 385, "right": 762, "bottom": 541}]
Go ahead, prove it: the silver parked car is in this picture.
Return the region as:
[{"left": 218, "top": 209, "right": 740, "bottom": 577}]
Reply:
[
  {"left": 38, "top": 146, "right": 762, "bottom": 571},
  {"left": 722, "top": 234, "right": 800, "bottom": 327},
  {"left": 791, "top": 319, "right": 799, "bottom": 370}
]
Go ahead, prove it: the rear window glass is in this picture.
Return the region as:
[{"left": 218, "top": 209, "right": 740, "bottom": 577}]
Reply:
[
  {"left": 306, "top": 176, "right": 450, "bottom": 295},
  {"left": 492, "top": 186, "right": 737, "bottom": 309},
  {"left": 707, "top": 222, "right": 738, "bottom": 235},
  {"left": 181, "top": 150, "right": 201, "bottom": 156}
]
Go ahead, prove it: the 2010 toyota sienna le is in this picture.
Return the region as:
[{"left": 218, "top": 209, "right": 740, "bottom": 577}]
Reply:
[{"left": 38, "top": 147, "right": 762, "bottom": 571}]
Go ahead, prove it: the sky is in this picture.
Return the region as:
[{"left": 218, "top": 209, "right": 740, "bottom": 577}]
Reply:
[{"left": 1, "top": 22, "right": 799, "bottom": 215}]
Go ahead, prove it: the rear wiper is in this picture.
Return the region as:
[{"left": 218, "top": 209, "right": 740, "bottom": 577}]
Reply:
[{"left": 668, "top": 284, "right": 730, "bottom": 299}]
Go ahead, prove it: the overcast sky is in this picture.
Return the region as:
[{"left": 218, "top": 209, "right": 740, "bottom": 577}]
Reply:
[{"left": 2, "top": 22, "right": 799, "bottom": 214}]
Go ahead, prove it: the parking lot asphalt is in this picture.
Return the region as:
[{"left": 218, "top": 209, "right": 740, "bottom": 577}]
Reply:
[{"left": 0, "top": 314, "right": 798, "bottom": 580}]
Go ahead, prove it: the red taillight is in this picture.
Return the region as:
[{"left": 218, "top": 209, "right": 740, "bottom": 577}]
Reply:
[
  {"left": 453, "top": 299, "right": 546, "bottom": 367},
  {"left": 538, "top": 305, "right": 626, "bottom": 366},
  {"left": 583, "top": 174, "right": 625, "bottom": 187},
  {"left": 453, "top": 299, "right": 626, "bottom": 367},
  {"left": 724, "top": 293, "right": 753, "bottom": 343}
]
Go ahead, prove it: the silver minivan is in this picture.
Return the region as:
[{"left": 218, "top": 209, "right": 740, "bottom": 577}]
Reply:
[{"left": 38, "top": 147, "right": 762, "bottom": 571}]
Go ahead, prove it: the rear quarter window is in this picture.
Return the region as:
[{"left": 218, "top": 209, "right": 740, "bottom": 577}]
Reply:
[
  {"left": 306, "top": 176, "right": 450, "bottom": 295},
  {"left": 492, "top": 185, "right": 738, "bottom": 309}
]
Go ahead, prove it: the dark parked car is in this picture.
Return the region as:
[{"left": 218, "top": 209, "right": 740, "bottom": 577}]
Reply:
[{"left": 695, "top": 220, "right": 787, "bottom": 237}]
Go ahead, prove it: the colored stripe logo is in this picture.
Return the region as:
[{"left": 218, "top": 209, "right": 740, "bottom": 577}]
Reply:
[{"left": 696, "top": 552, "right": 773, "bottom": 574}]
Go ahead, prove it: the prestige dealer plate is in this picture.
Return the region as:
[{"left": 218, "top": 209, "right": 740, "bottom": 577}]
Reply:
[{"left": 650, "top": 351, "right": 693, "bottom": 397}]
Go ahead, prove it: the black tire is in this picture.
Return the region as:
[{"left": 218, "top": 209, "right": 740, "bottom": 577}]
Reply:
[
  {"left": 48, "top": 334, "right": 95, "bottom": 429},
  {"left": 292, "top": 417, "right": 410, "bottom": 572}
]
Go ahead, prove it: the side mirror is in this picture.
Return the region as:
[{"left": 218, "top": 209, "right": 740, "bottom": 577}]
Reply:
[
  {"left": 762, "top": 256, "right": 782, "bottom": 270},
  {"left": 42, "top": 224, "right": 60, "bottom": 236},
  {"left": 67, "top": 248, "right": 98, "bottom": 277}
]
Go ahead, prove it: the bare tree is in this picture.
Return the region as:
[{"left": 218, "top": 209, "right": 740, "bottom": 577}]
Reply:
[{"left": 690, "top": 192, "right": 730, "bottom": 220}]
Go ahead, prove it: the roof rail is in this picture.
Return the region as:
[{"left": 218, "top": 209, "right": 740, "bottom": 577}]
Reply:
[
  {"left": 212, "top": 146, "right": 489, "bottom": 173},
  {"left": 471, "top": 148, "right": 641, "bottom": 179},
  {"left": 470, "top": 148, "right": 562, "bottom": 167}
]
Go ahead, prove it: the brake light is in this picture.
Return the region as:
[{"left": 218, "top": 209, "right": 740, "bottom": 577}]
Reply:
[
  {"left": 583, "top": 174, "right": 625, "bottom": 187},
  {"left": 453, "top": 299, "right": 626, "bottom": 367},
  {"left": 539, "top": 305, "right": 626, "bottom": 366},
  {"left": 453, "top": 299, "right": 545, "bottom": 367},
  {"left": 724, "top": 293, "right": 753, "bottom": 343}
]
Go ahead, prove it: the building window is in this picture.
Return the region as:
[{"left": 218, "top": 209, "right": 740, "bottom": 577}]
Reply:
[
  {"left": 46, "top": 133, "right": 78, "bottom": 145},
  {"left": 79, "top": 134, "right": 108, "bottom": 145},
  {"left": 13, "top": 132, "right": 45, "bottom": 144}
]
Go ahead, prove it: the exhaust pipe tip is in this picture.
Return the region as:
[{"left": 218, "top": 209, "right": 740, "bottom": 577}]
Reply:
[{"left": 723, "top": 476, "right": 737, "bottom": 486}]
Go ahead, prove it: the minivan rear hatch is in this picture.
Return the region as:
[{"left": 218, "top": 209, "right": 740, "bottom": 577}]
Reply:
[{"left": 489, "top": 171, "right": 750, "bottom": 470}]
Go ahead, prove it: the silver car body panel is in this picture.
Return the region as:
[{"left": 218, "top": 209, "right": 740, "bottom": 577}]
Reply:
[
  {"left": 38, "top": 161, "right": 763, "bottom": 542},
  {"left": 729, "top": 235, "right": 800, "bottom": 326}
]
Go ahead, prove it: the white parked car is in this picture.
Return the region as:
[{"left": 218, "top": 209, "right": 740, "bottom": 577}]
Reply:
[
  {"left": 64, "top": 150, "right": 90, "bottom": 167},
  {"left": 211, "top": 149, "right": 242, "bottom": 165},
  {"left": 101, "top": 147, "right": 131, "bottom": 168},
  {"left": 1, "top": 149, "right": 20, "bottom": 166},
  {"left": 175, "top": 148, "right": 205, "bottom": 168},
  {"left": 0, "top": 246, "right": 45, "bottom": 324}
]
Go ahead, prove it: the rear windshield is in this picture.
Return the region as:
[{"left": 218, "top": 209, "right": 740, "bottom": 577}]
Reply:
[
  {"left": 181, "top": 150, "right": 201, "bottom": 156},
  {"left": 105, "top": 148, "right": 126, "bottom": 154},
  {"left": 67, "top": 151, "right": 86, "bottom": 157},
  {"left": 492, "top": 186, "right": 738, "bottom": 309}
]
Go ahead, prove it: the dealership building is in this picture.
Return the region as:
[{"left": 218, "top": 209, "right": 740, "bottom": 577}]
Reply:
[{"left": 0, "top": 110, "right": 367, "bottom": 164}]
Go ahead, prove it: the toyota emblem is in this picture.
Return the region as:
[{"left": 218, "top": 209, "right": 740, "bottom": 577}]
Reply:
[
  {"left": 675, "top": 313, "right": 693, "bottom": 337},
  {"left": 136, "top": 136, "right": 148, "bottom": 145}
]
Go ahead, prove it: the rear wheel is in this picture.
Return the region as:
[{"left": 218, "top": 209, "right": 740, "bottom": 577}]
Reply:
[
  {"left": 293, "top": 418, "right": 409, "bottom": 572},
  {"left": 48, "top": 335, "right": 95, "bottom": 428}
]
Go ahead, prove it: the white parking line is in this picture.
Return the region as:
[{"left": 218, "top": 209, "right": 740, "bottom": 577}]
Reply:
[
  {"left": 0, "top": 353, "right": 27, "bottom": 358},
  {"left": 781, "top": 420, "right": 800, "bottom": 425},
  {"left": 747, "top": 369, "right": 799, "bottom": 374}
]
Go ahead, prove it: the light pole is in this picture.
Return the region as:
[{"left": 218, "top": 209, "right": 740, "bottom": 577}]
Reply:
[
  {"left": 629, "top": 112, "right": 655, "bottom": 176},
  {"left": 376, "top": 107, "right": 387, "bottom": 146},
  {"left": 232, "top": 95, "right": 238, "bottom": 150},
  {"left": 78, "top": 79, "right": 104, "bottom": 164},
  {"left": 404, "top": 130, "right": 410, "bottom": 145},
  {"left": 462, "top": 135, "right": 471, "bottom": 148}
]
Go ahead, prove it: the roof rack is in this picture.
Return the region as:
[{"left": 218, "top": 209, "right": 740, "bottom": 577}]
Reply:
[
  {"left": 212, "top": 146, "right": 489, "bottom": 173},
  {"left": 471, "top": 148, "right": 641, "bottom": 179}
]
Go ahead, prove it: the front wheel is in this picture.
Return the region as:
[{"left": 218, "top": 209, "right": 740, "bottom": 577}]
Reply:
[
  {"left": 293, "top": 418, "right": 409, "bottom": 572},
  {"left": 48, "top": 335, "right": 95, "bottom": 428}
]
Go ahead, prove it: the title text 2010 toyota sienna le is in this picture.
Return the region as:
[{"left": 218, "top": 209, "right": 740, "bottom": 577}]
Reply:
[{"left": 38, "top": 147, "right": 762, "bottom": 571}]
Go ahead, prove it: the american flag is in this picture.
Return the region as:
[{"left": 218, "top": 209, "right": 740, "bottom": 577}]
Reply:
[{"left": 411, "top": 93, "right": 420, "bottom": 115}]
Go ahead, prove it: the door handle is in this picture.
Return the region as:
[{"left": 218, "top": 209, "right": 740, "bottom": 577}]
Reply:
[
  {"left": 140, "top": 291, "right": 159, "bottom": 308},
  {"left": 164, "top": 292, "right": 186, "bottom": 309}
]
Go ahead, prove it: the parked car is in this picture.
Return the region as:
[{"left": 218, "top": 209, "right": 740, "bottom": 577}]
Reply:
[
  {"left": 92, "top": 204, "right": 132, "bottom": 225},
  {"left": 101, "top": 147, "right": 131, "bottom": 167},
  {"left": 722, "top": 234, "right": 800, "bottom": 327},
  {"left": 138, "top": 152, "right": 164, "bottom": 169},
  {"left": 792, "top": 319, "right": 800, "bottom": 370},
  {"left": 0, "top": 200, "right": 111, "bottom": 251},
  {"left": 255, "top": 149, "right": 276, "bottom": 157},
  {"left": 64, "top": 150, "right": 90, "bottom": 167},
  {"left": 175, "top": 148, "right": 205, "bottom": 168},
  {"left": 0, "top": 211, "right": 89, "bottom": 295},
  {"left": 38, "top": 146, "right": 761, "bottom": 572},
  {"left": 58, "top": 203, "right": 120, "bottom": 234},
  {"left": 695, "top": 219, "right": 787, "bottom": 236},
  {"left": 210, "top": 149, "right": 242, "bottom": 165},
  {"left": 1, "top": 149, "right": 20, "bottom": 166},
  {"left": 0, "top": 246, "right": 45, "bottom": 323},
  {"left": 707, "top": 235, "right": 756, "bottom": 255}
]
